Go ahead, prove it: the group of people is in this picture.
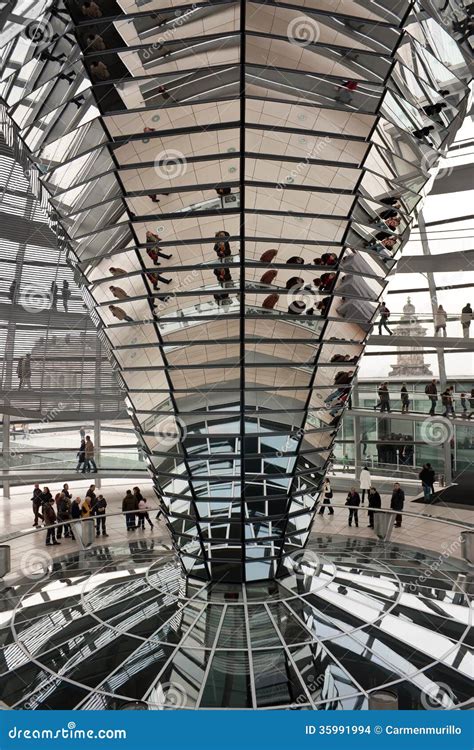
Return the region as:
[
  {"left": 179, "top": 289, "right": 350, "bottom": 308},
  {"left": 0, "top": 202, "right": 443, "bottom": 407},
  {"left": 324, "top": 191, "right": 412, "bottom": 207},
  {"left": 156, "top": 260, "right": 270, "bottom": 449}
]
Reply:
[
  {"left": 31, "top": 482, "right": 156, "bottom": 546},
  {"left": 377, "top": 303, "right": 472, "bottom": 338},
  {"left": 425, "top": 381, "right": 474, "bottom": 418},
  {"left": 318, "top": 470, "right": 406, "bottom": 529},
  {"left": 31, "top": 483, "right": 107, "bottom": 545}
]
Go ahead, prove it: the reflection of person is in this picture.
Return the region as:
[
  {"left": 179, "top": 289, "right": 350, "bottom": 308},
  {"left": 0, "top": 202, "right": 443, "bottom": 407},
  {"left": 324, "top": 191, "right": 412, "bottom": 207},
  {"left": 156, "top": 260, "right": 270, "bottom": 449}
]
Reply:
[
  {"left": 81, "top": 1, "right": 102, "bottom": 18},
  {"left": 86, "top": 33, "right": 106, "bottom": 51},
  {"left": 61, "top": 280, "right": 71, "bottom": 312},
  {"left": 90, "top": 60, "right": 110, "bottom": 81},
  {"left": 109, "top": 305, "right": 133, "bottom": 322}
]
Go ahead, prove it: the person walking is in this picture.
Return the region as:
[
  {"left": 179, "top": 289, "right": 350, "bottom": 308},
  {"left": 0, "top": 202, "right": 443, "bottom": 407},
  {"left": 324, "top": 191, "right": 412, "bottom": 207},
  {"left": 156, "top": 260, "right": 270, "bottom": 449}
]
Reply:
[
  {"left": 441, "top": 388, "right": 454, "bottom": 417},
  {"left": 31, "top": 483, "right": 43, "bottom": 526},
  {"left": 137, "top": 497, "right": 154, "bottom": 530},
  {"left": 84, "top": 435, "right": 98, "bottom": 473},
  {"left": 377, "top": 301, "right": 392, "bottom": 335},
  {"left": 390, "top": 482, "right": 405, "bottom": 527},
  {"left": 425, "top": 379, "right": 438, "bottom": 415},
  {"left": 8, "top": 279, "right": 17, "bottom": 303},
  {"left": 318, "top": 479, "right": 334, "bottom": 515},
  {"left": 359, "top": 466, "right": 371, "bottom": 505},
  {"left": 43, "top": 496, "right": 60, "bottom": 546},
  {"left": 400, "top": 384, "right": 410, "bottom": 413},
  {"left": 361, "top": 431, "right": 368, "bottom": 456},
  {"left": 367, "top": 487, "right": 382, "bottom": 528},
  {"left": 374, "top": 382, "right": 391, "bottom": 412},
  {"left": 419, "top": 463, "right": 435, "bottom": 501},
  {"left": 95, "top": 494, "right": 108, "bottom": 536},
  {"left": 77, "top": 433, "right": 86, "bottom": 473},
  {"left": 122, "top": 489, "right": 137, "bottom": 531},
  {"left": 22, "top": 354, "right": 32, "bottom": 388},
  {"left": 434, "top": 304, "right": 447, "bottom": 336},
  {"left": 460, "top": 392, "right": 468, "bottom": 417},
  {"left": 345, "top": 488, "right": 361, "bottom": 527},
  {"left": 460, "top": 303, "right": 472, "bottom": 338},
  {"left": 61, "top": 280, "right": 71, "bottom": 312}
]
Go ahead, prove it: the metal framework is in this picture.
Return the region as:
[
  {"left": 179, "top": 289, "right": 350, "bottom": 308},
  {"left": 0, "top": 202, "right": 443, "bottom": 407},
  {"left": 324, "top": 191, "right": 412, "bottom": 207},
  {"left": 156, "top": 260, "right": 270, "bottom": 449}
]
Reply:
[{"left": 0, "top": 0, "right": 472, "bottom": 582}]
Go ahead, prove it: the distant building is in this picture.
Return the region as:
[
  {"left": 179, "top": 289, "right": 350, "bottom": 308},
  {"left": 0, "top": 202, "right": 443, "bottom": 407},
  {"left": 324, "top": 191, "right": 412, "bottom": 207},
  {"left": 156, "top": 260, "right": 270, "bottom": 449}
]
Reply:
[{"left": 389, "top": 297, "right": 433, "bottom": 377}]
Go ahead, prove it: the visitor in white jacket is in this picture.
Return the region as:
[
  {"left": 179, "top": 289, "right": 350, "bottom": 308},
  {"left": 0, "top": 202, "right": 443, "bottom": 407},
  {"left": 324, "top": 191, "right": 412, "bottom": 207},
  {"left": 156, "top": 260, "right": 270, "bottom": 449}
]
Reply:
[{"left": 359, "top": 465, "right": 372, "bottom": 504}]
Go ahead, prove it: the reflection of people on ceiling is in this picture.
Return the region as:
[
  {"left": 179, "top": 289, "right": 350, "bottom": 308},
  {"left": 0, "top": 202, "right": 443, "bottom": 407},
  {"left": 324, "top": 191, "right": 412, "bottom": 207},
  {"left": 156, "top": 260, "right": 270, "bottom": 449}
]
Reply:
[
  {"left": 109, "top": 305, "right": 133, "bottom": 322},
  {"left": 90, "top": 60, "right": 110, "bottom": 81},
  {"left": 109, "top": 267, "right": 127, "bottom": 277},
  {"left": 85, "top": 34, "right": 106, "bottom": 51},
  {"left": 335, "top": 80, "right": 358, "bottom": 104},
  {"left": 314, "top": 252, "right": 338, "bottom": 266},
  {"left": 214, "top": 230, "right": 231, "bottom": 261},
  {"left": 81, "top": 1, "right": 102, "bottom": 18},
  {"left": 110, "top": 285, "right": 129, "bottom": 300}
]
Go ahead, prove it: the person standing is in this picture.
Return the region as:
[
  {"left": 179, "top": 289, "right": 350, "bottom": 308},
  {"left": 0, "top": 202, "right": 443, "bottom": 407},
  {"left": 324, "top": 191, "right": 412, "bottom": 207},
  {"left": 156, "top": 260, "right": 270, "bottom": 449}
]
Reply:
[
  {"left": 61, "top": 280, "right": 71, "bottom": 312},
  {"left": 434, "top": 304, "right": 447, "bottom": 336},
  {"left": 400, "top": 384, "right": 410, "bottom": 413},
  {"left": 22, "top": 354, "right": 32, "bottom": 388},
  {"left": 460, "top": 392, "right": 468, "bottom": 417},
  {"left": 377, "top": 301, "right": 392, "bottom": 335},
  {"left": 460, "top": 303, "right": 472, "bottom": 338},
  {"left": 318, "top": 479, "right": 334, "bottom": 515},
  {"left": 50, "top": 281, "right": 58, "bottom": 310},
  {"left": 419, "top": 463, "right": 435, "bottom": 501},
  {"left": 390, "top": 482, "right": 405, "bottom": 527},
  {"left": 425, "top": 379, "right": 438, "bottom": 415},
  {"left": 345, "top": 488, "right": 361, "bottom": 527},
  {"left": 359, "top": 466, "right": 371, "bottom": 504},
  {"left": 441, "top": 388, "right": 454, "bottom": 417},
  {"left": 122, "top": 489, "right": 137, "bottom": 531},
  {"left": 8, "top": 279, "right": 17, "bottom": 303},
  {"left": 31, "top": 483, "right": 43, "bottom": 527},
  {"left": 361, "top": 431, "right": 368, "bottom": 456},
  {"left": 367, "top": 487, "right": 382, "bottom": 528},
  {"left": 84, "top": 435, "right": 98, "bottom": 473},
  {"left": 71, "top": 497, "right": 82, "bottom": 537},
  {"left": 81, "top": 493, "right": 92, "bottom": 518},
  {"left": 43, "top": 496, "right": 60, "bottom": 546},
  {"left": 95, "top": 494, "right": 108, "bottom": 536}
]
